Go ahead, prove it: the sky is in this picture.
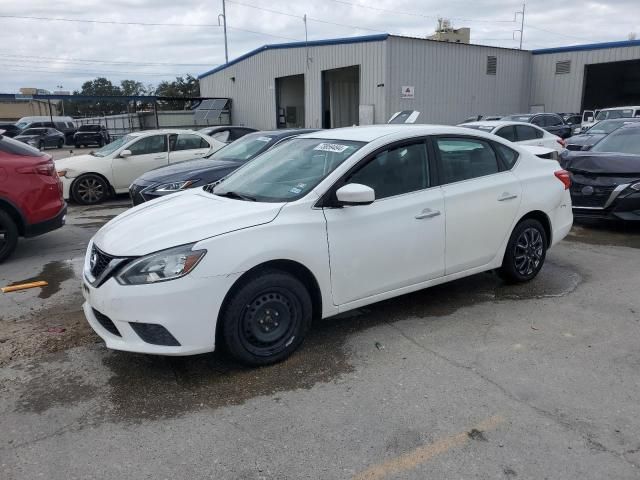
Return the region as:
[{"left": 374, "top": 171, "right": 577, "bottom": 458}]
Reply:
[{"left": 1, "top": 0, "right": 639, "bottom": 93}]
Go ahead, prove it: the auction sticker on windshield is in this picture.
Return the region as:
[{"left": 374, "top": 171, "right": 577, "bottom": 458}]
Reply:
[
  {"left": 314, "top": 143, "right": 349, "bottom": 153},
  {"left": 257, "top": 136, "right": 272, "bottom": 142}
]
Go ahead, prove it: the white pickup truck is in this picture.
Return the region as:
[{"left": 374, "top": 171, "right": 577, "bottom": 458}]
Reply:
[{"left": 580, "top": 106, "right": 640, "bottom": 132}]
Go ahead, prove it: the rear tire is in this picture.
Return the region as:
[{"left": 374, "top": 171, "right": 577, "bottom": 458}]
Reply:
[
  {"left": 499, "top": 219, "right": 547, "bottom": 283},
  {"left": 0, "top": 210, "right": 19, "bottom": 263},
  {"left": 97, "top": 139, "right": 104, "bottom": 147},
  {"left": 71, "top": 174, "right": 109, "bottom": 205},
  {"left": 221, "top": 269, "right": 312, "bottom": 366},
  {"left": 57, "top": 139, "right": 64, "bottom": 148}
]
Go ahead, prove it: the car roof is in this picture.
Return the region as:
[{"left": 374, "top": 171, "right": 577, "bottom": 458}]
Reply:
[
  {"left": 459, "top": 120, "right": 540, "bottom": 128},
  {"left": 127, "top": 128, "right": 206, "bottom": 137},
  {"left": 297, "top": 124, "right": 504, "bottom": 142}
]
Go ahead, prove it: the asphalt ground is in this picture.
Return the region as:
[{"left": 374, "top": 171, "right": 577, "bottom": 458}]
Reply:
[{"left": 1, "top": 199, "right": 639, "bottom": 479}]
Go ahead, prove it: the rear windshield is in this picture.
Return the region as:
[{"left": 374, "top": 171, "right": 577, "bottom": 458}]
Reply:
[
  {"left": 0, "top": 136, "right": 46, "bottom": 156},
  {"left": 595, "top": 109, "right": 634, "bottom": 120},
  {"left": 503, "top": 115, "right": 532, "bottom": 122},
  {"left": 79, "top": 125, "right": 102, "bottom": 132}
]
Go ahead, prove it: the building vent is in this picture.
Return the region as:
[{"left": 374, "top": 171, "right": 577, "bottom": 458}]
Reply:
[
  {"left": 555, "top": 60, "right": 571, "bottom": 74},
  {"left": 486, "top": 56, "right": 497, "bottom": 75}
]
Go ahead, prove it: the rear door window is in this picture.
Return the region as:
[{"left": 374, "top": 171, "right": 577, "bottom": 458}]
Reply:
[
  {"left": 515, "top": 125, "right": 539, "bottom": 141},
  {"left": 545, "top": 115, "right": 563, "bottom": 127},
  {"left": 173, "top": 133, "right": 209, "bottom": 151},
  {"left": 495, "top": 126, "right": 516, "bottom": 142},
  {"left": 435, "top": 137, "right": 501, "bottom": 184}
]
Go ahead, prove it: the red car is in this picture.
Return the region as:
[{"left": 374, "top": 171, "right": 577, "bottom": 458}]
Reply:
[{"left": 0, "top": 132, "right": 67, "bottom": 262}]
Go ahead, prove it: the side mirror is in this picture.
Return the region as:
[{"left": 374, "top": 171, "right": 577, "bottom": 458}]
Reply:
[
  {"left": 119, "top": 149, "right": 132, "bottom": 158},
  {"left": 335, "top": 183, "right": 375, "bottom": 206}
]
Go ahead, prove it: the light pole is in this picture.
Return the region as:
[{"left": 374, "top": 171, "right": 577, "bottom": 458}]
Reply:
[{"left": 218, "top": 0, "right": 229, "bottom": 63}]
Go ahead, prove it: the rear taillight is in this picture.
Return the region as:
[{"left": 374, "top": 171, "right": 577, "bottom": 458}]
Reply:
[
  {"left": 554, "top": 170, "right": 571, "bottom": 189},
  {"left": 556, "top": 138, "right": 567, "bottom": 148},
  {"left": 16, "top": 161, "right": 56, "bottom": 177}
]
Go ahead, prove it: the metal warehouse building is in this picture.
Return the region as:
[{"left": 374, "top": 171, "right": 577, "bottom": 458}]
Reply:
[{"left": 198, "top": 34, "right": 640, "bottom": 130}]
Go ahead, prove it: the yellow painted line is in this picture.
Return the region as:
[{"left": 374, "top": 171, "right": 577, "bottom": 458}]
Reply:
[
  {"left": 352, "top": 416, "right": 504, "bottom": 480},
  {"left": 1, "top": 281, "right": 48, "bottom": 293}
]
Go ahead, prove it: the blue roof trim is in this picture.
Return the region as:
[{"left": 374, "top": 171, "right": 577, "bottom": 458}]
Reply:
[
  {"left": 198, "top": 33, "right": 389, "bottom": 79},
  {"left": 532, "top": 39, "right": 640, "bottom": 55}
]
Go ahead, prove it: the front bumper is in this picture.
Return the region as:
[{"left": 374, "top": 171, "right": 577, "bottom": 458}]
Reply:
[
  {"left": 573, "top": 193, "right": 640, "bottom": 221},
  {"left": 82, "top": 269, "right": 241, "bottom": 355},
  {"left": 24, "top": 204, "right": 67, "bottom": 237}
]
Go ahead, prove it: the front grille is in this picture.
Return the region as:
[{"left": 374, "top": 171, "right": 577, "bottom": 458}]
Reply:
[
  {"left": 130, "top": 323, "right": 181, "bottom": 346},
  {"left": 90, "top": 245, "right": 114, "bottom": 278},
  {"left": 566, "top": 144, "right": 583, "bottom": 151},
  {"left": 93, "top": 309, "right": 121, "bottom": 337},
  {"left": 570, "top": 182, "right": 615, "bottom": 208}
]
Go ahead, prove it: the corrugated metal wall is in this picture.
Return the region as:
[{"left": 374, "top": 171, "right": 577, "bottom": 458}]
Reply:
[
  {"left": 386, "top": 37, "right": 531, "bottom": 125},
  {"left": 199, "top": 40, "right": 387, "bottom": 130},
  {"left": 530, "top": 45, "right": 640, "bottom": 112}
]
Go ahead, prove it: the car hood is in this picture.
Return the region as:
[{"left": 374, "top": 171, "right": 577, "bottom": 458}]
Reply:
[
  {"left": 136, "top": 158, "right": 242, "bottom": 184},
  {"left": 566, "top": 133, "right": 605, "bottom": 146},
  {"left": 561, "top": 152, "right": 640, "bottom": 175},
  {"left": 93, "top": 189, "right": 285, "bottom": 256},
  {"left": 55, "top": 154, "right": 101, "bottom": 169}
]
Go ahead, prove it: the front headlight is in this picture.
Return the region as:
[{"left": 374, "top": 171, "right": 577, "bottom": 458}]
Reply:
[
  {"left": 115, "top": 243, "right": 206, "bottom": 285},
  {"left": 151, "top": 180, "right": 198, "bottom": 194},
  {"left": 630, "top": 182, "right": 640, "bottom": 192}
]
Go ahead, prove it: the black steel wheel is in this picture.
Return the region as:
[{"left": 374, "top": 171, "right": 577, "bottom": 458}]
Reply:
[
  {"left": 71, "top": 174, "right": 109, "bottom": 205},
  {"left": 0, "top": 210, "right": 19, "bottom": 263},
  {"left": 499, "top": 218, "right": 547, "bottom": 283},
  {"left": 222, "top": 269, "right": 312, "bottom": 366}
]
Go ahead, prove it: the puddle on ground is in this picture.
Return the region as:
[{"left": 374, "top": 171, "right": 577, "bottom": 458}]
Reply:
[
  {"left": 8, "top": 260, "right": 76, "bottom": 299},
  {"left": 10, "top": 261, "right": 581, "bottom": 422},
  {"left": 565, "top": 222, "right": 640, "bottom": 249},
  {"left": 14, "top": 373, "right": 99, "bottom": 414}
]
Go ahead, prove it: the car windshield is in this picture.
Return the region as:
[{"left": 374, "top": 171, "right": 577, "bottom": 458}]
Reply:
[
  {"left": 595, "top": 109, "right": 634, "bottom": 120},
  {"left": 591, "top": 128, "right": 640, "bottom": 154},
  {"left": 587, "top": 120, "right": 637, "bottom": 135},
  {"left": 459, "top": 124, "right": 495, "bottom": 132},
  {"left": 21, "top": 128, "right": 46, "bottom": 135},
  {"left": 79, "top": 125, "right": 101, "bottom": 132},
  {"left": 209, "top": 133, "right": 276, "bottom": 161},
  {"left": 212, "top": 138, "right": 365, "bottom": 202},
  {"left": 503, "top": 115, "right": 532, "bottom": 122},
  {"left": 92, "top": 134, "right": 133, "bottom": 157}
]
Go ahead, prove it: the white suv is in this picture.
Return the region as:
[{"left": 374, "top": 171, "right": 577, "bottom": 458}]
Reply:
[
  {"left": 82, "top": 125, "right": 573, "bottom": 365},
  {"left": 55, "top": 129, "right": 225, "bottom": 204}
]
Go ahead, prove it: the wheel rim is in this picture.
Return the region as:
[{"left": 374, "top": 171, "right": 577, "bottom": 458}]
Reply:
[
  {"left": 514, "top": 227, "right": 544, "bottom": 277},
  {"left": 76, "top": 178, "right": 105, "bottom": 203},
  {"left": 239, "top": 289, "right": 300, "bottom": 357}
]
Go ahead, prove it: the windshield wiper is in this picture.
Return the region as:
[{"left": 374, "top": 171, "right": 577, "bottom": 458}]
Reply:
[{"left": 215, "top": 191, "right": 256, "bottom": 201}]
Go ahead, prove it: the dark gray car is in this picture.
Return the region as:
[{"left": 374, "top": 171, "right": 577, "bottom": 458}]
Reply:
[
  {"left": 14, "top": 128, "right": 66, "bottom": 149},
  {"left": 565, "top": 118, "right": 640, "bottom": 151}
]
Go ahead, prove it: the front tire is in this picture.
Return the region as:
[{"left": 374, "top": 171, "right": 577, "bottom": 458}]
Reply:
[
  {"left": 57, "top": 139, "right": 64, "bottom": 148},
  {"left": 38, "top": 140, "right": 45, "bottom": 150},
  {"left": 499, "top": 219, "right": 547, "bottom": 283},
  {"left": 0, "top": 210, "right": 19, "bottom": 263},
  {"left": 221, "top": 269, "right": 312, "bottom": 366},
  {"left": 71, "top": 174, "right": 109, "bottom": 205}
]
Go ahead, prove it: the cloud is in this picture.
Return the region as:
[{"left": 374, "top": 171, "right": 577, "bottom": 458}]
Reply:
[{"left": 1, "top": 0, "right": 639, "bottom": 92}]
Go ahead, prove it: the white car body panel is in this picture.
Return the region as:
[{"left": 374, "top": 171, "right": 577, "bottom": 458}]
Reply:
[
  {"left": 55, "top": 129, "right": 225, "bottom": 199},
  {"left": 459, "top": 121, "right": 565, "bottom": 152},
  {"left": 82, "top": 124, "right": 573, "bottom": 356}
]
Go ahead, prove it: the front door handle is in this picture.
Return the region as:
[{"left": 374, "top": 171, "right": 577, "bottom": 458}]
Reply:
[
  {"left": 498, "top": 193, "right": 518, "bottom": 201},
  {"left": 415, "top": 208, "right": 441, "bottom": 219},
  {"left": 153, "top": 156, "right": 166, "bottom": 160}
]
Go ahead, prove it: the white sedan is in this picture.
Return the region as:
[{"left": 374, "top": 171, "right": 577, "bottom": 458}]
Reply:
[
  {"left": 56, "top": 129, "right": 225, "bottom": 204},
  {"left": 82, "top": 125, "right": 573, "bottom": 365},
  {"left": 458, "top": 120, "right": 566, "bottom": 152}
]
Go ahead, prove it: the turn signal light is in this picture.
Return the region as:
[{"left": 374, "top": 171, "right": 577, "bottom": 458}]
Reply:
[
  {"left": 554, "top": 170, "right": 571, "bottom": 190},
  {"left": 556, "top": 138, "right": 567, "bottom": 148}
]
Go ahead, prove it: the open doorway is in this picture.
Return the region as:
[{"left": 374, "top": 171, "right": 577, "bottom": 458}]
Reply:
[
  {"left": 582, "top": 59, "right": 640, "bottom": 110},
  {"left": 275, "top": 74, "right": 305, "bottom": 128},
  {"left": 322, "top": 66, "right": 360, "bottom": 128}
]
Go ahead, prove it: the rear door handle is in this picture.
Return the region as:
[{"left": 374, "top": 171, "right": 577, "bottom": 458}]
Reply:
[
  {"left": 415, "top": 208, "right": 441, "bottom": 219},
  {"left": 498, "top": 193, "right": 518, "bottom": 201}
]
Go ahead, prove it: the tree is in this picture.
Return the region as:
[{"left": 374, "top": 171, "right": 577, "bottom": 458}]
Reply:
[
  {"left": 76, "top": 77, "right": 122, "bottom": 96},
  {"left": 154, "top": 75, "right": 200, "bottom": 109},
  {"left": 120, "top": 79, "right": 147, "bottom": 96}
]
